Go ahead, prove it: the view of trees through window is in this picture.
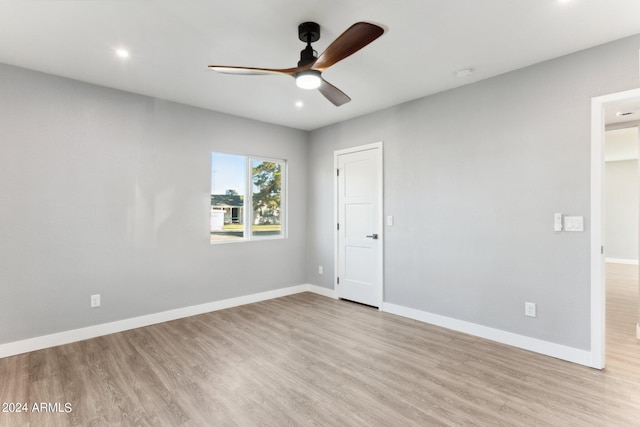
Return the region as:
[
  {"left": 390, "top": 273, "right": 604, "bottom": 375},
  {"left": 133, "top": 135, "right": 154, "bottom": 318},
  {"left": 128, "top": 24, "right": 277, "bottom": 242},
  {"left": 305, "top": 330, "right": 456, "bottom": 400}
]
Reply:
[
  {"left": 252, "top": 159, "right": 282, "bottom": 237},
  {"left": 210, "top": 152, "right": 285, "bottom": 243}
]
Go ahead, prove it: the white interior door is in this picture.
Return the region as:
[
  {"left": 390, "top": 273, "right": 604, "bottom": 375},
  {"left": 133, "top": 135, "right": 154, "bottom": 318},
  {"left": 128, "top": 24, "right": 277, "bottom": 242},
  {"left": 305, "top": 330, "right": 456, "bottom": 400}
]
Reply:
[{"left": 336, "top": 143, "right": 383, "bottom": 307}]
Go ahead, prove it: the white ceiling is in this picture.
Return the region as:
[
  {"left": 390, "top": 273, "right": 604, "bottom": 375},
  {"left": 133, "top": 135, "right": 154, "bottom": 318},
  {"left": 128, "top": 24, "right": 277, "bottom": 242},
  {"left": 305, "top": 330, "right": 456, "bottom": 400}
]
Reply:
[
  {"left": 605, "top": 102, "right": 640, "bottom": 125},
  {"left": 2, "top": 0, "right": 640, "bottom": 131}
]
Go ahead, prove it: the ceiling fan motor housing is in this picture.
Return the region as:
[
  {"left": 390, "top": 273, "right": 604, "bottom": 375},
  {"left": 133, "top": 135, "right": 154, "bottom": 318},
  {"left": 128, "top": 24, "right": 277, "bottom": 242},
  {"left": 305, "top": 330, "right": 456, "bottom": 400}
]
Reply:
[
  {"left": 298, "top": 22, "right": 320, "bottom": 67},
  {"left": 298, "top": 22, "right": 320, "bottom": 43}
]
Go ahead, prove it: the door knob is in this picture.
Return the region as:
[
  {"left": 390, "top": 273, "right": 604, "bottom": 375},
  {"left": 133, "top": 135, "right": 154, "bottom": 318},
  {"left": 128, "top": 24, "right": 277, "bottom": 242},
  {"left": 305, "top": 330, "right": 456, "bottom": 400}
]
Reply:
[{"left": 366, "top": 234, "right": 378, "bottom": 240}]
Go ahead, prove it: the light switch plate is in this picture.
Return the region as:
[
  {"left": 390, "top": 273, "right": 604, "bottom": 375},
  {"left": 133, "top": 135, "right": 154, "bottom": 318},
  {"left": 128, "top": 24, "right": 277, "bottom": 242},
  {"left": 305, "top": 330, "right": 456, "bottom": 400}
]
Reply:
[
  {"left": 554, "top": 213, "right": 562, "bottom": 231},
  {"left": 564, "top": 216, "right": 584, "bottom": 232}
]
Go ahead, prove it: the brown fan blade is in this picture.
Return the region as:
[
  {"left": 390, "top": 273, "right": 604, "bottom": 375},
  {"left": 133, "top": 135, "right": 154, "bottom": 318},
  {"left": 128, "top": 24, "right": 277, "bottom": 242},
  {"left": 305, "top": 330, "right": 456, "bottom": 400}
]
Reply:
[
  {"left": 318, "top": 78, "right": 351, "bottom": 106},
  {"left": 312, "top": 22, "right": 384, "bottom": 72},
  {"left": 208, "top": 65, "right": 305, "bottom": 76}
]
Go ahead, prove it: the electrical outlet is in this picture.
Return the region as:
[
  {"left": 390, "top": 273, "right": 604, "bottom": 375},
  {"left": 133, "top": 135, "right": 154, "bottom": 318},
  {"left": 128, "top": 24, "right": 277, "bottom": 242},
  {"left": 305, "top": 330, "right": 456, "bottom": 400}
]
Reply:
[
  {"left": 91, "top": 294, "right": 101, "bottom": 308},
  {"left": 525, "top": 302, "right": 536, "bottom": 317},
  {"left": 318, "top": 265, "right": 323, "bottom": 275}
]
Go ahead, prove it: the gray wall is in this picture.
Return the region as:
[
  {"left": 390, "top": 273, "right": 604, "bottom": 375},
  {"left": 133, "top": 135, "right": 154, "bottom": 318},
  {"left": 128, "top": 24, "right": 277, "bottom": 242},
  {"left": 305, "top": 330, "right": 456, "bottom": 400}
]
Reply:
[
  {"left": 0, "top": 63, "right": 308, "bottom": 345},
  {"left": 3, "top": 33, "right": 640, "bottom": 353},
  {"left": 307, "top": 34, "right": 640, "bottom": 350},
  {"left": 606, "top": 159, "right": 639, "bottom": 261}
]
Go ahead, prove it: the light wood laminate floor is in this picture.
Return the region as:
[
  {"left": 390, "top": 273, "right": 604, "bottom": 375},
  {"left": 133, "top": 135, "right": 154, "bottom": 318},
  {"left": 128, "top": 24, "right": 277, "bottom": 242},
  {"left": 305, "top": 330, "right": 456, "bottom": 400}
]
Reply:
[{"left": 1, "top": 263, "right": 639, "bottom": 426}]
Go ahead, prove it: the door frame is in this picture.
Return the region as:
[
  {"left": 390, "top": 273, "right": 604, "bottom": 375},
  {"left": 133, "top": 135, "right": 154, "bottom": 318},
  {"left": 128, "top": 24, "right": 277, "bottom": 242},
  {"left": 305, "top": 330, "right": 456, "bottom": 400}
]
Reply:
[
  {"left": 591, "top": 87, "right": 640, "bottom": 369},
  {"left": 334, "top": 142, "right": 384, "bottom": 307}
]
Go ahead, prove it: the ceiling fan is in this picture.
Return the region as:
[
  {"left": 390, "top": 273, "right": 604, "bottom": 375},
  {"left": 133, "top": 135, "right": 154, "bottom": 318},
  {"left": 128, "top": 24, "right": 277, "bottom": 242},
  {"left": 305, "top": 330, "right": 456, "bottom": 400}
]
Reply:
[{"left": 208, "top": 21, "right": 384, "bottom": 106}]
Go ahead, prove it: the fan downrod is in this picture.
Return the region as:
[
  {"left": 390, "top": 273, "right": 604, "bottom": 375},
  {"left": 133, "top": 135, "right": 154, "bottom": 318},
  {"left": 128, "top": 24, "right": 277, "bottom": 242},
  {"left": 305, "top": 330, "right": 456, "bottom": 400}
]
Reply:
[{"left": 297, "top": 22, "right": 320, "bottom": 67}]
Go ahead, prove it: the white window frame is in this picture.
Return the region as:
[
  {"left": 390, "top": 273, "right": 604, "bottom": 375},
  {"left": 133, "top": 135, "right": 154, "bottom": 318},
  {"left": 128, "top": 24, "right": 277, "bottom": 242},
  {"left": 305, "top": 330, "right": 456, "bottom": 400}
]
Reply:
[{"left": 210, "top": 152, "right": 287, "bottom": 244}]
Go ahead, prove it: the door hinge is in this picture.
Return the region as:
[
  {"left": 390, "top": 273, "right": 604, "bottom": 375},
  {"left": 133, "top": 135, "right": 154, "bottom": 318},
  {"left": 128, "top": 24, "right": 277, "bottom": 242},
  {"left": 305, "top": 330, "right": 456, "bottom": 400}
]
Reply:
[
  {"left": 337, "top": 169, "right": 339, "bottom": 176},
  {"left": 601, "top": 245, "right": 604, "bottom": 254},
  {"left": 337, "top": 277, "right": 340, "bottom": 285},
  {"left": 337, "top": 223, "right": 339, "bottom": 231}
]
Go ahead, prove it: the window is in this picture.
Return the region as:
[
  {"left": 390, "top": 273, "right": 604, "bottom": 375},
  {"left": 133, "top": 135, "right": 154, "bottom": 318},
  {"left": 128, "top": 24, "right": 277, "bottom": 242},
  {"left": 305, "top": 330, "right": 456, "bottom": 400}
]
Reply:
[{"left": 210, "top": 152, "right": 286, "bottom": 243}]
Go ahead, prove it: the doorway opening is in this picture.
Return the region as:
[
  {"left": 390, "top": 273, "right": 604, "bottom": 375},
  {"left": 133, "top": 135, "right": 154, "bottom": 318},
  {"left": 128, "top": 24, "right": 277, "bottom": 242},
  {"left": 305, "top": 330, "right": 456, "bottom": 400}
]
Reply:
[
  {"left": 604, "top": 125, "right": 639, "bottom": 372},
  {"left": 591, "top": 88, "right": 640, "bottom": 369}
]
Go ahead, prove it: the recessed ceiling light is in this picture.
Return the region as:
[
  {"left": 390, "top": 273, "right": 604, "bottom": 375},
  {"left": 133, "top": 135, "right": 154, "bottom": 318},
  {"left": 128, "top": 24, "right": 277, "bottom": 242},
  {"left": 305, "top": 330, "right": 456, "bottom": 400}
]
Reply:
[
  {"left": 455, "top": 68, "right": 474, "bottom": 78},
  {"left": 295, "top": 101, "right": 304, "bottom": 108},
  {"left": 115, "top": 48, "right": 130, "bottom": 59},
  {"left": 616, "top": 111, "right": 635, "bottom": 117}
]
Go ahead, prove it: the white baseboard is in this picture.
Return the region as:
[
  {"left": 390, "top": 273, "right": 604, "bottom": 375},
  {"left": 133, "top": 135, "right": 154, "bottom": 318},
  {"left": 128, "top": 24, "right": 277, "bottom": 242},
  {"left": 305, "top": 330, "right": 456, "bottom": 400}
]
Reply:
[
  {"left": 0, "top": 285, "right": 595, "bottom": 368},
  {"left": 381, "top": 302, "right": 594, "bottom": 368},
  {"left": 606, "top": 258, "right": 639, "bottom": 265},
  {"left": 0, "top": 284, "right": 330, "bottom": 359}
]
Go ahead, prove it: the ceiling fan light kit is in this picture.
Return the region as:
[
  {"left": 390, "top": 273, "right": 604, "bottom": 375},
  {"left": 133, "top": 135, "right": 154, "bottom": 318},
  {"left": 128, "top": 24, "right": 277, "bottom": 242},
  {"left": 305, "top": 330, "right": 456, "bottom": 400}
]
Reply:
[
  {"left": 296, "top": 70, "right": 322, "bottom": 89},
  {"left": 208, "top": 21, "right": 384, "bottom": 106}
]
